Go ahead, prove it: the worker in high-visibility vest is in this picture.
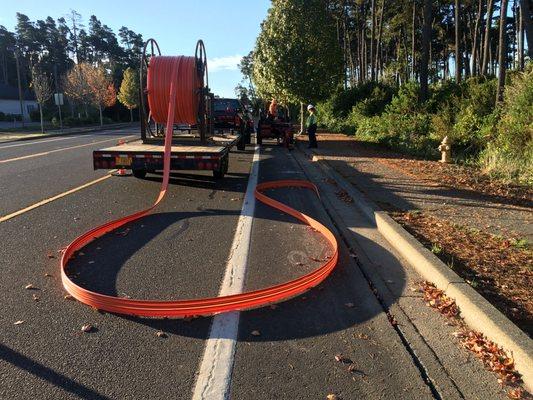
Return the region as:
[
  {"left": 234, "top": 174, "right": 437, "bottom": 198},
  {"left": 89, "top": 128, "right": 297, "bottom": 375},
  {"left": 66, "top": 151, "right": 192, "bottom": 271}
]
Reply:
[{"left": 306, "top": 104, "right": 318, "bottom": 148}]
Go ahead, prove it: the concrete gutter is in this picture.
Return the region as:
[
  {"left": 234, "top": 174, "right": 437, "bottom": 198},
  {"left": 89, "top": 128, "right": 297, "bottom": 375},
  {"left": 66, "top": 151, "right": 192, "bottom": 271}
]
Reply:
[
  {"left": 0, "top": 123, "right": 135, "bottom": 144},
  {"left": 299, "top": 146, "right": 533, "bottom": 392}
]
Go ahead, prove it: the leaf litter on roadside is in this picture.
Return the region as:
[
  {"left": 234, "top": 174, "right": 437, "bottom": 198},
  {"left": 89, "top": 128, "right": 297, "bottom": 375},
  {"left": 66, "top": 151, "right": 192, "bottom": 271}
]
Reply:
[{"left": 419, "top": 281, "right": 529, "bottom": 397}]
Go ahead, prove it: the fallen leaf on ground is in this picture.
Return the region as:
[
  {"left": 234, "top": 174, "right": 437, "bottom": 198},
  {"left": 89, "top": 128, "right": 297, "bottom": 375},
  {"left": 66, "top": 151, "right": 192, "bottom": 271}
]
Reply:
[
  {"left": 335, "top": 354, "right": 352, "bottom": 364},
  {"left": 81, "top": 324, "right": 93, "bottom": 333},
  {"left": 64, "top": 294, "right": 74, "bottom": 300},
  {"left": 358, "top": 333, "right": 369, "bottom": 340},
  {"left": 46, "top": 252, "right": 55, "bottom": 259},
  {"left": 24, "top": 284, "right": 37, "bottom": 290},
  {"left": 507, "top": 388, "right": 525, "bottom": 399},
  {"left": 32, "top": 294, "right": 40, "bottom": 302},
  {"left": 155, "top": 331, "right": 167, "bottom": 338},
  {"left": 326, "top": 394, "right": 340, "bottom": 400},
  {"left": 44, "top": 273, "right": 52, "bottom": 277},
  {"left": 115, "top": 228, "right": 130, "bottom": 237},
  {"left": 14, "top": 320, "right": 25, "bottom": 325},
  {"left": 347, "top": 364, "right": 365, "bottom": 376}
]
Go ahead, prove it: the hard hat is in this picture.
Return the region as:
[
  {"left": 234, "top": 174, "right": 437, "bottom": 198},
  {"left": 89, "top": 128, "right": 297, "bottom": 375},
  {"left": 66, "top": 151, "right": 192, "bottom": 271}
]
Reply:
[{"left": 307, "top": 104, "right": 315, "bottom": 110}]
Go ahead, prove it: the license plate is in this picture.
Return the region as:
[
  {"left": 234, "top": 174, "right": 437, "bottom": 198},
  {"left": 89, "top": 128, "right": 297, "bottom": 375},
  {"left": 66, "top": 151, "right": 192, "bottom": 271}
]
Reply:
[{"left": 116, "top": 156, "right": 132, "bottom": 166}]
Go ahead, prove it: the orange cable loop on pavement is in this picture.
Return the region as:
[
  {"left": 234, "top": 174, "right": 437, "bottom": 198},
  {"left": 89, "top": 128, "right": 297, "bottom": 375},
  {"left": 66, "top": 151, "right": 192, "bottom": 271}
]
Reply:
[{"left": 60, "top": 50, "right": 338, "bottom": 318}]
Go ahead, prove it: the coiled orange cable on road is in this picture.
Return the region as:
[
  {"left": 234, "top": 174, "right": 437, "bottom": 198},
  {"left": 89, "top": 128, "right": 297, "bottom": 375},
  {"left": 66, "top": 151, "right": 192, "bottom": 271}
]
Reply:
[{"left": 60, "top": 48, "right": 338, "bottom": 318}]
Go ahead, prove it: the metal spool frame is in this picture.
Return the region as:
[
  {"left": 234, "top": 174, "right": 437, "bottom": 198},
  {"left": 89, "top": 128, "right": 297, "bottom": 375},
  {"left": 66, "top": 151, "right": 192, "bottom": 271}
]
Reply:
[{"left": 139, "top": 38, "right": 212, "bottom": 144}]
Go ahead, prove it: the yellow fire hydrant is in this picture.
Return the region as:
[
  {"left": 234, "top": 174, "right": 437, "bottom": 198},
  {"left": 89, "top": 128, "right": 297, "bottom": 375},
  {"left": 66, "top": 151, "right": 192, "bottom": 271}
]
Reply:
[{"left": 438, "top": 136, "right": 451, "bottom": 163}]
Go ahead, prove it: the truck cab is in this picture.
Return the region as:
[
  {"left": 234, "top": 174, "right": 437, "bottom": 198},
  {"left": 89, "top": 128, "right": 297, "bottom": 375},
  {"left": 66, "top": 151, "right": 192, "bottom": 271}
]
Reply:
[{"left": 213, "top": 98, "right": 250, "bottom": 143}]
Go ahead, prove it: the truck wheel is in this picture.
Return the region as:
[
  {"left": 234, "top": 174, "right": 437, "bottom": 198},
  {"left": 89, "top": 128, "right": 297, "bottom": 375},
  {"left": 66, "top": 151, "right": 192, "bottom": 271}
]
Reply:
[
  {"left": 132, "top": 168, "right": 147, "bottom": 179},
  {"left": 213, "top": 156, "right": 228, "bottom": 179},
  {"left": 237, "top": 135, "right": 246, "bottom": 151}
]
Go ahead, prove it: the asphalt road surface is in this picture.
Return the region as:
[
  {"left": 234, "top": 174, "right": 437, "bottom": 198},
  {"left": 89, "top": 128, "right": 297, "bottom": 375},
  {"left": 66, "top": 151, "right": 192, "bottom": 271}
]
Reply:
[{"left": 0, "top": 128, "right": 508, "bottom": 399}]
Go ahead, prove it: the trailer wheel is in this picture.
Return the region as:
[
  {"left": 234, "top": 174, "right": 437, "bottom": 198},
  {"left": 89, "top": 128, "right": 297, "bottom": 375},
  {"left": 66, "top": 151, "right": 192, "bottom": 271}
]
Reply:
[
  {"left": 237, "top": 135, "right": 246, "bottom": 151},
  {"left": 132, "top": 168, "right": 147, "bottom": 179},
  {"left": 213, "top": 155, "right": 229, "bottom": 179}
]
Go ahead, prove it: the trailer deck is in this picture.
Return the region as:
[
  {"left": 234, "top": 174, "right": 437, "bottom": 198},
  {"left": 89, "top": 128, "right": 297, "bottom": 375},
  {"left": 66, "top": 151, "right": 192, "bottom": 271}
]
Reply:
[{"left": 93, "top": 133, "right": 243, "bottom": 179}]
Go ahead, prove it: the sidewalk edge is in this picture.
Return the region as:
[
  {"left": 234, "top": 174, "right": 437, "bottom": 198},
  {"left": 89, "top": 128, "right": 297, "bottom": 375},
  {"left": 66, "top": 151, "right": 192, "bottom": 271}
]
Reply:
[
  {"left": 0, "top": 123, "right": 134, "bottom": 144},
  {"left": 298, "top": 145, "right": 533, "bottom": 392}
]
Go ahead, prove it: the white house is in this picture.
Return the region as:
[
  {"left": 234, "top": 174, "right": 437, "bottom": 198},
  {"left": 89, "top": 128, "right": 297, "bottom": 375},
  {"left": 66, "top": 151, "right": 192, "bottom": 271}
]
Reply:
[{"left": 0, "top": 83, "right": 38, "bottom": 121}]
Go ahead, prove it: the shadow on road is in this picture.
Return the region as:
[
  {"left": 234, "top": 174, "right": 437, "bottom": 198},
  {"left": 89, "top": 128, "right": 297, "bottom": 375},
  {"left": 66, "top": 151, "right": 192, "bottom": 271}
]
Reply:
[{"left": 0, "top": 344, "right": 112, "bottom": 400}]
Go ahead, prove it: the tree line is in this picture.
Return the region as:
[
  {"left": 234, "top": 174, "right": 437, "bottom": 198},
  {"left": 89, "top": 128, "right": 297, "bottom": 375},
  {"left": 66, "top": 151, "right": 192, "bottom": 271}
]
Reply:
[
  {"left": 246, "top": 0, "right": 531, "bottom": 184},
  {"left": 248, "top": 0, "right": 531, "bottom": 111},
  {"left": 0, "top": 11, "right": 143, "bottom": 129}
]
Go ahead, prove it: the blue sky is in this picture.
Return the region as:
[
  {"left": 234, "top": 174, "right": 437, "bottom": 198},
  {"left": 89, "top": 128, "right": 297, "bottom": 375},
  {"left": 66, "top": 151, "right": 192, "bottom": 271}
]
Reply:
[{"left": 0, "top": 0, "right": 271, "bottom": 97}]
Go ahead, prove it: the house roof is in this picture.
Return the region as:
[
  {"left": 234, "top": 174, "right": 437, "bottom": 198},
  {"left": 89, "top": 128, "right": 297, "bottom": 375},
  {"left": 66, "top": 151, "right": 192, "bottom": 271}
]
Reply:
[{"left": 0, "top": 83, "right": 36, "bottom": 101}]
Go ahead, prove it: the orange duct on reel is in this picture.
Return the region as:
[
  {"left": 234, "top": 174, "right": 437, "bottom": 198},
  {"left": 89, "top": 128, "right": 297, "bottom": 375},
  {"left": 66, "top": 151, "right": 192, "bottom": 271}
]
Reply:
[
  {"left": 60, "top": 47, "right": 338, "bottom": 318},
  {"left": 147, "top": 56, "right": 200, "bottom": 125}
]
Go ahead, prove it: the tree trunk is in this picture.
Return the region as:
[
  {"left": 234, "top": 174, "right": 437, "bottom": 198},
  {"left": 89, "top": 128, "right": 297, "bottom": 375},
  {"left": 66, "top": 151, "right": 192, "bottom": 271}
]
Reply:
[
  {"left": 420, "top": 0, "right": 432, "bottom": 101},
  {"left": 496, "top": 0, "right": 509, "bottom": 104},
  {"left": 455, "top": 0, "right": 462, "bottom": 82},
  {"left": 99, "top": 104, "right": 103, "bottom": 126},
  {"left": 370, "top": 0, "right": 376, "bottom": 80},
  {"left": 39, "top": 104, "right": 44, "bottom": 133},
  {"left": 481, "top": 0, "right": 495, "bottom": 75},
  {"left": 130, "top": 108, "right": 133, "bottom": 122},
  {"left": 299, "top": 102, "right": 304, "bottom": 134},
  {"left": 519, "top": 0, "right": 533, "bottom": 59},
  {"left": 411, "top": 0, "right": 416, "bottom": 80},
  {"left": 463, "top": 21, "right": 471, "bottom": 77},
  {"left": 376, "top": 0, "right": 385, "bottom": 80},
  {"left": 471, "top": 0, "right": 483, "bottom": 75},
  {"left": 518, "top": 1, "right": 525, "bottom": 69}
]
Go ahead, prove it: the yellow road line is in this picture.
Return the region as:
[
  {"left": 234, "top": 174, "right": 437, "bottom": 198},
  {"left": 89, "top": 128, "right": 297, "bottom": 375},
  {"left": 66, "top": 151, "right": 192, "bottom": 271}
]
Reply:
[
  {"left": 0, "top": 136, "right": 135, "bottom": 164},
  {"left": 0, "top": 173, "right": 114, "bottom": 223}
]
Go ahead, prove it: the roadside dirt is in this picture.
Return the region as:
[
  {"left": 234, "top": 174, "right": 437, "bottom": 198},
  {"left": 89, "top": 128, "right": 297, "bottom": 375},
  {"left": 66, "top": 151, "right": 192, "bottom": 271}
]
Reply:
[{"left": 391, "top": 210, "right": 533, "bottom": 337}]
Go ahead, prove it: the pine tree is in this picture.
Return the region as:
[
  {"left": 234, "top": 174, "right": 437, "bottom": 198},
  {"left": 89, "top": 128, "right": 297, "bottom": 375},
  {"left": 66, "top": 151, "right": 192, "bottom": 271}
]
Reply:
[{"left": 117, "top": 67, "right": 139, "bottom": 122}]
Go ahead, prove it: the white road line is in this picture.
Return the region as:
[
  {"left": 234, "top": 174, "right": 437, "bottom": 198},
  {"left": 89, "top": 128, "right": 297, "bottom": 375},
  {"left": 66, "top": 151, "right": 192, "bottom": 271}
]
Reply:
[
  {"left": 192, "top": 146, "right": 260, "bottom": 400},
  {"left": 0, "top": 129, "right": 132, "bottom": 149},
  {"left": 0, "top": 135, "right": 136, "bottom": 164}
]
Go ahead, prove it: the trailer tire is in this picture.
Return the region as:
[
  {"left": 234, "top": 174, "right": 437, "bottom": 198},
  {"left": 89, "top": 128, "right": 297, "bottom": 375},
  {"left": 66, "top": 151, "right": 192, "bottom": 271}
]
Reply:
[
  {"left": 213, "top": 155, "right": 229, "bottom": 180},
  {"left": 132, "top": 168, "right": 147, "bottom": 179},
  {"left": 237, "top": 136, "right": 246, "bottom": 151}
]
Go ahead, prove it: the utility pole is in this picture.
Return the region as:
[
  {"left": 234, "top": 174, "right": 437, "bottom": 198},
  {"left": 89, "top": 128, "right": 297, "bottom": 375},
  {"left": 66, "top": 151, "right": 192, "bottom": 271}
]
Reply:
[
  {"left": 54, "top": 64, "right": 63, "bottom": 130},
  {"left": 8, "top": 47, "right": 25, "bottom": 127}
]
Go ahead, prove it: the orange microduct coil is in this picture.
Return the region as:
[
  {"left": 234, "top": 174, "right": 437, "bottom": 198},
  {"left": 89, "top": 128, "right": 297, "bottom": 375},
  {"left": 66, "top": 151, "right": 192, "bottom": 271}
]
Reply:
[{"left": 60, "top": 52, "right": 338, "bottom": 318}]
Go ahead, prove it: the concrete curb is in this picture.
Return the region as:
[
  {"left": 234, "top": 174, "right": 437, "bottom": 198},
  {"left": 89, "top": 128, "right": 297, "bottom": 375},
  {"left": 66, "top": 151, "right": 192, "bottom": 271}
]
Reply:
[
  {"left": 298, "top": 145, "right": 533, "bottom": 392},
  {"left": 0, "top": 123, "right": 134, "bottom": 144}
]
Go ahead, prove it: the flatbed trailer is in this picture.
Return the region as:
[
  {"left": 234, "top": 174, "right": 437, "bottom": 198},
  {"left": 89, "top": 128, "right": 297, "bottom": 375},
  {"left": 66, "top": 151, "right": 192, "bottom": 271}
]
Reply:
[{"left": 93, "top": 133, "right": 243, "bottom": 180}]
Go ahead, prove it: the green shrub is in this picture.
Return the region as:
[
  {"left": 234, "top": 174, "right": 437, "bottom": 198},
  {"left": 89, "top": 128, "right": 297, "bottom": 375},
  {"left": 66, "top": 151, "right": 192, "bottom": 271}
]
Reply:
[
  {"left": 480, "top": 65, "right": 533, "bottom": 184},
  {"left": 318, "top": 81, "right": 395, "bottom": 132}
]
